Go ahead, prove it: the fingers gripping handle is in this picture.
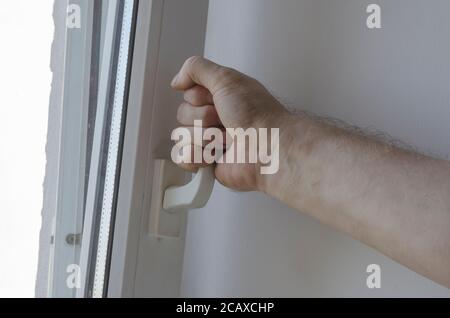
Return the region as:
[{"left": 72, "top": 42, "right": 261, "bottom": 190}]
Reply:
[{"left": 163, "top": 166, "right": 215, "bottom": 212}]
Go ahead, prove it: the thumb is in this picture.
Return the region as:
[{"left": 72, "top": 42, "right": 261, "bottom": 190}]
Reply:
[{"left": 171, "top": 56, "right": 225, "bottom": 94}]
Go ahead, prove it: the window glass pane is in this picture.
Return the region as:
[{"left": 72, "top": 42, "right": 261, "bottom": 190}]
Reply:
[{"left": 84, "top": 0, "right": 138, "bottom": 298}]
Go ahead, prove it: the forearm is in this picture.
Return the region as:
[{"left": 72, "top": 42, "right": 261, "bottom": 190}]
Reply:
[{"left": 261, "top": 112, "right": 450, "bottom": 288}]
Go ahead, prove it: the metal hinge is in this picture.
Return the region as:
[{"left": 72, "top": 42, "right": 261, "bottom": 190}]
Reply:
[{"left": 65, "top": 233, "right": 82, "bottom": 246}]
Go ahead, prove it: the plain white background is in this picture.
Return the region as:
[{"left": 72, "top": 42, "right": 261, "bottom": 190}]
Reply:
[{"left": 0, "top": 0, "right": 53, "bottom": 297}]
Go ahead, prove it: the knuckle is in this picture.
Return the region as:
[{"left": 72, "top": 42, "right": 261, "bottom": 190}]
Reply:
[
  {"left": 190, "top": 91, "right": 204, "bottom": 105},
  {"left": 176, "top": 103, "right": 187, "bottom": 122},
  {"left": 222, "top": 67, "right": 250, "bottom": 88},
  {"left": 185, "top": 55, "right": 203, "bottom": 68},
  {"left": 212, "top": 67, "right": 242, "bottom": 93},
  {"left": 204, "top": 112, "right": 216, "bottom": 126},
  {"left": 183, "top": 90, "right": 194, "bottom": 103},
  {"left": 217, "top": 66, "right": 236, "bottom": 81}
]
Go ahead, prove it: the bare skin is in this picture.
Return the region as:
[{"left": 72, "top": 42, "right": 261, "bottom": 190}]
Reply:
[{"left": 171, "top": 56, "right": 450, "bottom": 289}]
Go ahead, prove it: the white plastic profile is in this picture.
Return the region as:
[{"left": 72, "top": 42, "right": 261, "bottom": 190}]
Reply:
[{"left": 163, "top": 166, "right": 215, "bottom": 212}]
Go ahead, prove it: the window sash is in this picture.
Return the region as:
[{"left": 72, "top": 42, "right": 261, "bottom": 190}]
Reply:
[{"left": 78, "top": 0, "right": 138, "bottom": 298}]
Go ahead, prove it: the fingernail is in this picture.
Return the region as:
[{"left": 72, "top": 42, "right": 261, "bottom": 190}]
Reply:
[{"left": 171, "top": 73, "right": 179, "bottom": 87}]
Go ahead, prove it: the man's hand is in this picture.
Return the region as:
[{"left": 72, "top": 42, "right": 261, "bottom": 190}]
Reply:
[{"left": 171, "top": 56, "right": 290, "bottom": 191}]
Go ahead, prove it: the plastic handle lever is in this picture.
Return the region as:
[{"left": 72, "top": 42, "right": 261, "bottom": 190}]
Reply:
[{"left": 163, "top": 166, "right": 215, "bottom": 212}]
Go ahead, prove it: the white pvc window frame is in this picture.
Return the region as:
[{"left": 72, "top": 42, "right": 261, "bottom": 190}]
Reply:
[
  {"left": 48, "top": 0, "right": 209, "bottom": 298},
  {"left": 105, "top": 0, "right": 209, "bottom": 297},
  {"left": 45, "top": 0, "right": 211, "bottom": 298},
  {"left": 47, "top": 0, "right": 96, "bottom": 298}
]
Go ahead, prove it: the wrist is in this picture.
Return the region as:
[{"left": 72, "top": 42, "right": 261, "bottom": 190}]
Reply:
[{"left": 255, "top": 110, "right": 307, "bottom": 195}]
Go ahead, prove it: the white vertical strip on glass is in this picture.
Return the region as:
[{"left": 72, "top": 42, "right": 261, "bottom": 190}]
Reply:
[{"left": 92, "top": 0, "right": 135, "bottom": 298}]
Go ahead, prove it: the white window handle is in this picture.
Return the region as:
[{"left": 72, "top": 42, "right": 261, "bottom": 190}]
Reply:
[
  {"left": 163, "top": 166, "right": 215, "bottom": 212},
  {"left": 149, "top": 160, "right": 215, "bottom": 238}
]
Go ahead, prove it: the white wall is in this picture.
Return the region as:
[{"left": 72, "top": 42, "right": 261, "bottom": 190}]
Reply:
[{"left": 181, "top": 0, "right": 450, "bottom": 297}]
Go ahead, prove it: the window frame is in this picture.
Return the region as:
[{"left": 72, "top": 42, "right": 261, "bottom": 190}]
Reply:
[
  {"left": 47, "top": 0, "right": 96, "bottom": 298},
  {"left": 77, "top": 0, "right": 139, "bottom": 298},
  {"left": 45, "top": 0, "right": 209, "bottom": 298},
  {"left": 105, "top": 0, "right": 209, "bottom": 297}
]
